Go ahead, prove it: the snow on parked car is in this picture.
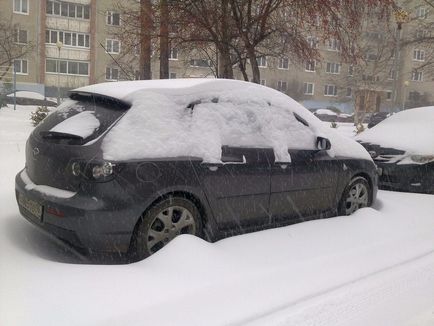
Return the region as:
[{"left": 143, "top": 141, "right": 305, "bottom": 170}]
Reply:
[
  {"left": 356, "top": 106, "right": 434, "bottom": 194},
  {"left": 15, "top": 79, "right": 377, "bottom": 260}
]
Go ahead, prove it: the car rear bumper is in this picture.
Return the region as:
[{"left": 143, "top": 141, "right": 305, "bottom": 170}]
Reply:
[
  {"left": 15, "top": 168, "right": 142, "bottom": 255},
  {"left": 377, "top": 162, "right": 434, "bottom": 194}
]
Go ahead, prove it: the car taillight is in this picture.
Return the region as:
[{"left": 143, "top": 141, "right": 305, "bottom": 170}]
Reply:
[
  {"left": 92, "top": 162, "right": 113, "bottom": 179},
  {"left": 70, "top": 160, "right": 121, "bottom": 182}
]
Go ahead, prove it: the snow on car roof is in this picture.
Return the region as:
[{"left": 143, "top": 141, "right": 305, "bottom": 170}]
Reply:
[
  {"left": 75, "top": 79, "right": 371, "bottom": 163},
  {"left": 356, "top": 106, "right": 434, "bottom": 155},
  {"left": 73, "top": 78, "right": 216, "bottom": 101}
]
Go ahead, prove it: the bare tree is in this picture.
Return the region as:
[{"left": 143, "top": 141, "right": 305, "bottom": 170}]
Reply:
[
  {"left": 172, "top": 0, "right": 237, "bottom": 79},
  {"left": 228, "top": 0, "right": 396, "bottom": 83},
  {"left": 159, "top": 0, "right": 170, "bottom": 79},
  {"left": 140, "top": 0, "right": 154, "bottom": 79},
  {"left": 0, "top": 18, "right": 33, "bottom": 80}
]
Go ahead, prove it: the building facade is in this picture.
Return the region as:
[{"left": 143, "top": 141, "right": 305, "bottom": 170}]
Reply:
[{"left": 1, "top": 0, "right": 433, "bottom": 112}]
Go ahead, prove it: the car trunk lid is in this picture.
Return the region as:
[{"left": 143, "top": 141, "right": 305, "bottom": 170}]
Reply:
[{"left": 25, "top": 95, "right": 130, "bottom": 192}]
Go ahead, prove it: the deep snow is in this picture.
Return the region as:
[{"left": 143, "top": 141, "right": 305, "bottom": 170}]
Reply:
[{"left": 1, "top": 104, "right": 434, "bottom": 326}]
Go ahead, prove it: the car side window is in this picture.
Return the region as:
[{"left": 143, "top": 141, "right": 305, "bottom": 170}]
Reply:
[{"left": 191, "top": 98, "right": 316, "bottom": 161}]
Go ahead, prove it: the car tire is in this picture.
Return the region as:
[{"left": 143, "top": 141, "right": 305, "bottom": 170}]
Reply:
[
  {"left": 131, "top": 196, "right": 202, "bottom": 260},
  {"left": 338, "top": 176, "right": 371, "bottom": 216}
]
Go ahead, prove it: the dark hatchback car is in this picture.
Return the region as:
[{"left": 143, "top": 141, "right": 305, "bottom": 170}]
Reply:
[
  {"left": 367, "top": 112, "right": 390, "bottom": 129},
  {"left": 16, "top": 79, "right": 378, "bottom": 260},
  {"left": 357, "top": 106, "right": 434, "bottom": 194}
]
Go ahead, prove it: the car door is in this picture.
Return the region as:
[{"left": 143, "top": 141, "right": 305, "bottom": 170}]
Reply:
[
  {"left": 197, "top": 146, "right": 273, "bottom": 231},
  {"left": 270, "top": 148, "right": 339, "bottom": 223}
]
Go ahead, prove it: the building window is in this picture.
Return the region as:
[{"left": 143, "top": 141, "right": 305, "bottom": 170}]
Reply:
[
  {"left": 106, "top": 39, "right": 120, "bottom": 54},
  {"left": 169, "top": 47, "right": 178, "bottom": 60},
  {"left": 307, "top": 36, "right": 318, "bottom": 48},
  {"left": 14, "top": 0, "right": 28, "bottom": 14},
  {"left": 46, "top": 1, "right": 90, "bottom": 20},
  {"left": 260, "top": 79, "right": 266, "bottom": 86},
  {"left": 190, "top": 59, "right": 211, "bottom": 67},
  {"left": 277, "top": 80, "right": 287, "bottom": 92},
  {"left": 305, "top": 60, "right": 315, "bottom": 72},
  {"left": 324, "top": 84, "right": 337, "bottom": 96},
  {"left": 388, "top": 69, "right": 396, "bottom": 80},
  {"left": 257, "top": 56, "right": 267, "bottom": 68},
  {"left": 107, "top": 11, "right": 120, "bottom": 26},
  {"left": 14, "top": 59, "right": 28, "bottom": 74},
  {"left": 170, "top": 72, "right": 177, "bottom": 79},
  {"left": 348, "top": 65, "right": 354, "bottom": 76},
  {"left": 326, "top": 62, "right": 341, "bottom": 74},
  {"left": 416, "top": 30, "right": 429, "bottom": 38},
  {"left": 411, "top": 70, "right": 423, "bottom": 81},
  {"left": 303, "top": 82, "right": 314, "bottom": 95},
  {"left": 416, "top": 7, "right": 428, "bottom": 19},
  {"left": 413, "top": 49, "right": 425, "bottom": 61},
  {"left": 14, "top": 28, "right": 28, "bottom": 44},
  {"left": 346, "top": 87, "right": 352, "bottom": 97},
  {"left": 326, "top": 38, "right": 341, "bottom": 51},
  {"left": 46, "top": 59, "right": 89, "bottom": 76},
  {"left": 46, "top": 30, "right": 90, "bottom": 48},
  {"left": 106, "top": 67, "right": 119, "bottom": 81},
  {"left": 278, "top": 57, "right": 289, "bottom": 70},
  {"left": 386, "top": 90, "right": 392, "bottom": 101}
]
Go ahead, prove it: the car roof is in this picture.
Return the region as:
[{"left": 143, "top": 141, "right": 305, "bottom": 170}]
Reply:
[{"left": 72, "top": 78, "right": 232, "bottom": 102}]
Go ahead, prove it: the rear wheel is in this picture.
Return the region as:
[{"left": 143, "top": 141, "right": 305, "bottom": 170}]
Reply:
[
  {"left": 132, "top": 197, "right": 202, "bottom": 260},
  {"left": 339, "top": 177, "right": 371, "bottom": 215}
]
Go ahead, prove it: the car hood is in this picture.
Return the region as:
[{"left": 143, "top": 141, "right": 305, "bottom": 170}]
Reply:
[{"left": 355, "top": 107, "right": 434, "bottom": 156}]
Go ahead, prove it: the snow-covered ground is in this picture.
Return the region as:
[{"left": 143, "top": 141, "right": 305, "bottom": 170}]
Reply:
[{"left": 1, "top": 104, "right": 434, "bottom": 326}]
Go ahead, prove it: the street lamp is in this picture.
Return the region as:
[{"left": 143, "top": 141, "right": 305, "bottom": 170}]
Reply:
[
  {"left": 56, "top": 41, "right": 63, "bottom": 106},
  {"left": 392, "top": 8, "right": 409, "bottom": 112}
]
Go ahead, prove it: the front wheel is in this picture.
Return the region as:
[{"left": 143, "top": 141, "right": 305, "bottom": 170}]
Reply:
[
  {"left": 132, "top": 197, "right": 202, "bottom": 260},
  {"left": 338, "top": 176, "right": 371, "bottom": 216}
]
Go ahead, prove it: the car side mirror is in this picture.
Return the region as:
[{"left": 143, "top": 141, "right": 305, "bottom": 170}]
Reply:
[{"left": 317, "top": 137, "right": 331, "bottom": 151}]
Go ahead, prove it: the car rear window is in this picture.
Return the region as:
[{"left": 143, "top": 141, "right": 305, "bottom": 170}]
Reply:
[{"left": 35, "top": 96, "right": 129, "bottom": 145}]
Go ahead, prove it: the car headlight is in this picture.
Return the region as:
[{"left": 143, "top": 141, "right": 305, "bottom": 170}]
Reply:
[{"left": 410, "top": 155, "right": 434, "bottom": 164}]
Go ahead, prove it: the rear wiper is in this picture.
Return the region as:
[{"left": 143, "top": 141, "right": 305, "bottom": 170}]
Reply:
[{"left": 40, "top": 131, "right": 84, "bottom": 142}]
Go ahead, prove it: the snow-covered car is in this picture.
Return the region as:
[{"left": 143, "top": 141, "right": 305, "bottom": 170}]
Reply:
[
  {"left": 357, "top": 106, "right": 434, "bottom": 194},
  {"left": 15, "top": 79, "right": 377, "bottom": 260}
]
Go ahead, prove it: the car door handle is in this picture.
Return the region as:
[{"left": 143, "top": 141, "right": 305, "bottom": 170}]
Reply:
[
  {"left": 275, "top": 162, "right": 290, "bottom": 169},
  {"left": 201, "top": 162, "right": 223, "bottom": 171},
  {"left": 222, "top": 155, "right": 246, "bottom": 165}
]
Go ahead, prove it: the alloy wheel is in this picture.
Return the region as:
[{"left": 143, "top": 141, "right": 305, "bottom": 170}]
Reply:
[
  {"left": 344, "top": 182, "right": 369, "bottom": 215},
  {"left": 147, "top": 206, "right": 196, "bottom": 254}
]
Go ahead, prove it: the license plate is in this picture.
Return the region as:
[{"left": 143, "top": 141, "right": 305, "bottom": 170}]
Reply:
[{"left": 18, "top": 194, "right": 43, "bottom": 221}]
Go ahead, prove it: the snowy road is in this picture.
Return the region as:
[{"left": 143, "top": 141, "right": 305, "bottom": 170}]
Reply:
[{"left": 1, "top": 105, "right": 434, "bottom": 326}]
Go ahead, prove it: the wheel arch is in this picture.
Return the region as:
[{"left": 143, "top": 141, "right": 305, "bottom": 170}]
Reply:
[{"left": 128, "top": 189, "right": 213, "bottom": 256}]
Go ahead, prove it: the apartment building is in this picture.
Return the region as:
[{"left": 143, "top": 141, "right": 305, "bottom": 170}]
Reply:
[{"left": 1, "top": 0, "right": 433, "bottom": 112}]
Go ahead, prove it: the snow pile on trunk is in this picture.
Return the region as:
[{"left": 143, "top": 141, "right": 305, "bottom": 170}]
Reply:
[
  {"left": 100, "top": 80, "right": 371, "bottom": 162},
  {"left": 356, "top": 107, "right": 434, "bottom": 155}
]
